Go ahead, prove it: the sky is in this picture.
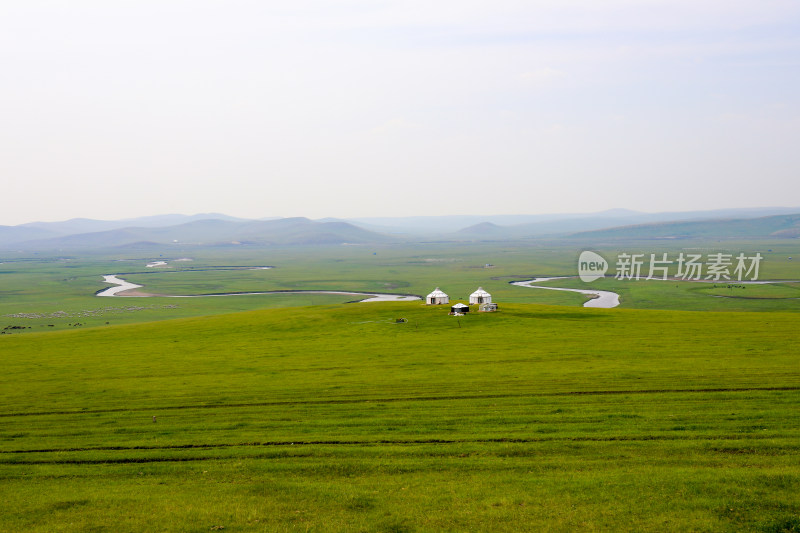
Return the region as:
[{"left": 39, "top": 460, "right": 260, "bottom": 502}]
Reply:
[{"left": 1, "top": 0, "right": 799, "bottom": 225}]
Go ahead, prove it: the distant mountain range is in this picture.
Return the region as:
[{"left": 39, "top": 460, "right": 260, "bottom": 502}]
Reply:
[
  {"left": 344, "top": 207, "right": 800, "bottom": 236},
  {"left": 1, "top": 207, "right": 798, "bottom": 250},
  {"left": 567, "top": 213, "right": 800, "bottom": 241},
  {"left": 20, "top": 213, "right": 249, "bottom": 235},
  {"left": 0, "top": 217, "right": 394, "bottom": 250}
]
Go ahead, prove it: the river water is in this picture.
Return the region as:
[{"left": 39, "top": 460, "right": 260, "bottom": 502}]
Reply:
[
  {"left": 511, "top": 277, "right": 621, "bottom": 308},
  {"left": 97, "top": 275, "right": 420, "bottom": 303}
]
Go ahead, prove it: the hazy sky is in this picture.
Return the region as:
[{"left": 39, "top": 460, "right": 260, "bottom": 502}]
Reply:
[{"left": 2, "top": 1, "right": 799, "bottom": 225}]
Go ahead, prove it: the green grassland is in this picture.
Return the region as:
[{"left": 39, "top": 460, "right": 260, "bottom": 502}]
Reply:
[
  {"left": 1, "top": 301, "right": 799, "bottom": 532},
  {"left": 697, "top": 282, "right": 800, "bottom": 299},
  {"left": 1, "top": 239, "right": 799, "bottom": 530},
  {"left": 1, "top": 240, "right": 798, "bottom": 335}
]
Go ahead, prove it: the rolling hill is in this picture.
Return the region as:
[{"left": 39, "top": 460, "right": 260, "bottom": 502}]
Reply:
[
  {"left": 452, "top": 208, "right": 800, "bottom": 240},
  {"left": 19, "top": 213, "right": 247, "bottom": 236},
  {"left": 567, "top": 213, "right": 800, "bottom": 240},
  {"left": 0, "top": 225, "right": 59, "bottom": 247},
  {"left": 6, "top": 217, "right": 395, "bottom": 250},
  {"left": 353, "top": 207, "right": 800, "bottom": 235}
]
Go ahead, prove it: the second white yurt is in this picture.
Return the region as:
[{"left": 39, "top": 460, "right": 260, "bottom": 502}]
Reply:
[
  {"left": 450, "top": 303, "right": 470, "bottom": 315},
  {"left": 469, "top": 287, "right": 492, "bottom": 305},
  {"left": 426, "top": 287, "right": 449, "bottom": 305}
]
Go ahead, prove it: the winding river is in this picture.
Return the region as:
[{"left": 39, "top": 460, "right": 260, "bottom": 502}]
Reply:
[
  {"left": 97, "top": 273, "right": 613, "bottom": 307},
  {"left": 511, "top": 277, "right": 621, "bottom": 308},
  {"left": 97, "top": 275, "right": 420, "bottom": 303},
  {"left": 510, "top": 277, "right": 800, "bottom": 309},
  {"left": 99, "top": 272, "right": 793, "bottom": 309}
]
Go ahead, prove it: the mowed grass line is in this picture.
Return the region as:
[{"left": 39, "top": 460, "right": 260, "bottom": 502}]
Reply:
[
  {"left": 2, "top": 439, "right": 799, "bottom": 532},
  {"left": 1, "top": 302, "right": 799, "bottom": 531},
  {"left": 3, "top": 387, "right": 799, "bottom": 452}
]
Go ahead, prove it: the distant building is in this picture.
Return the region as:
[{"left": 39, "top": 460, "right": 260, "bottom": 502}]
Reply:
[
  {"left": 450, "top": 303, "right": 469, "bottom": 315},
  {"left": 469, "top": 287, "right": 492, "bottom": 305},
  {"left": 478, "top": 302, "right": 498, "bottom": 312},
  {"left": 426, "top": 287, "right": 449, "bottom": 305}
]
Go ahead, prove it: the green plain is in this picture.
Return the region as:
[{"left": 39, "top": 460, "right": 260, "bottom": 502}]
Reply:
[{"left": 1, "top": 240, "right": 799, "bottom": 531}]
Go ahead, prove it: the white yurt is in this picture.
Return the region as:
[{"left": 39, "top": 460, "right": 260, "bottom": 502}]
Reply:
[
  {"left": 469, "top": 287, "right": 492, "bottom": 305},
  {"left": 450, "top": 303, "right": 470, "bottom": 315},
  {"left": 426, "top": 287, "right": 449, "bottom": 305}
]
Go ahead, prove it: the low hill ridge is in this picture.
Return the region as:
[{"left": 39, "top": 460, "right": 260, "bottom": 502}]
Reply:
[
  {"left": 568, "top": 213, "right": 800, "bottom": 240},
  {"left": 6, "top": 218, "right": 393, "bottom": 249}
]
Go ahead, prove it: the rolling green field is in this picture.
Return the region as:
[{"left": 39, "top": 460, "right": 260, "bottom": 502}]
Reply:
[
  {"left": 1, "top": 240, "right": 799, "bottom": 531},
  {"left": 1, "top": 301, "right": 800, "bottom": 531},
  {"left": 1, "top": 240, "right": 798, "bottom": 334}
]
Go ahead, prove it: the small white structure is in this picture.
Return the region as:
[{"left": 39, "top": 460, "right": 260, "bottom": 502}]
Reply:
[
  {"left": 450, "top": 303, "right": 469, "bottom": 315},
  {"left": 426, "top": 287, "right": 449, "bottom": 305},
  {"left": 469, "top": 287, "right": 492, "bottom": 305}
]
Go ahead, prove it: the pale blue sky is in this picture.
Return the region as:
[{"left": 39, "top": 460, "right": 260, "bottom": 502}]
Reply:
[{"left": 1, "top": 1, "right": 799, "bottom": 224}]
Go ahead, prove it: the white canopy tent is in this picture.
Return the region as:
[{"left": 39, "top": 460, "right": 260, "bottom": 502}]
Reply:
[
  {"left": 469, "top": 287, "right": 492, "bottom": 305},
  {"left": 426, "top": 287, "right": 449, "bottom": 305}
]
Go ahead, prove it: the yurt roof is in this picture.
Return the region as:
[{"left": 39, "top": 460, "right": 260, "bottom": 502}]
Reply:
[
  {"left": 427, "top": 287, "right": 448, "bottom": 297},
  {"left": 451, "top": 303, "right": 469, "bottom": 309},
  {"left": 470, "top": 287, "right": 491, "bottom": 297}
]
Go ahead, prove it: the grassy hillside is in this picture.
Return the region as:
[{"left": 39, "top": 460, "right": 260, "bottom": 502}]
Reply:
[
  {"left": 1, "top": 302, "right": 799, "bottom": 531},
  {"left": 569, "top": 214, "right": 800, "bottom": 240}
]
